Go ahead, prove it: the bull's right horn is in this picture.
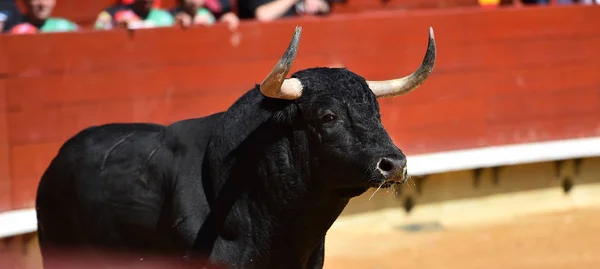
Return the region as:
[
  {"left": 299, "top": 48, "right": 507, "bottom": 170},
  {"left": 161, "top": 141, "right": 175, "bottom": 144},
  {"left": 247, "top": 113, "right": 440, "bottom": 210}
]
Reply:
[
  {"left": 260, "top": 26, "right": 304, "bottom": 100},
  {"left": 367, "top": 27, "right": 437, "bottom": 98}
]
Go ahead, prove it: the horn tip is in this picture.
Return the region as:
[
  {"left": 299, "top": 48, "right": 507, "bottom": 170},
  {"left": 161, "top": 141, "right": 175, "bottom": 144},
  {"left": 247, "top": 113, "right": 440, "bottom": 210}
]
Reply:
[
  {"left": 292, "top": 25, "right": 303, "bottom": 43},
  {"left": 429, "top": 26, "right": 435, "bottom": 39}
]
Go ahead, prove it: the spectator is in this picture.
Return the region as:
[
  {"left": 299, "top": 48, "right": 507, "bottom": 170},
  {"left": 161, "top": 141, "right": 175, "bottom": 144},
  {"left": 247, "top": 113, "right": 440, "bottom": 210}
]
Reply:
[
  {"left": 7, "top": 0, "right": 78, "bottom": 34},
  {"left": 0, "top": 0, "right": 21, "bottom": 32},
  {"left": 170, "top": 0, "right": 239, "bottom": 30},
  {"left": 0, "top": 12, "right": 5, "bottom": 31},
  {"left": 171, "top": 0, "right": 216, "bottom": 27},
  {"left": 94, "top": 0, "right": 175, "bottom": 30},
  {"left": 237, "top": 0, "right": 331, "bottom": 21},
  {"left": 520, "top": 0, "right": 549, "bottom": 4}
]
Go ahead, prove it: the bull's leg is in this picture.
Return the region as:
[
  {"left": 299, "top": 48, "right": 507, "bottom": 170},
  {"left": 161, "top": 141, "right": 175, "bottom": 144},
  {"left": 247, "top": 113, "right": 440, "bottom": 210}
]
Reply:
[
  {"left": 305, "top": 238, "right": 325, "bottom": 269},
  {"left": 37, "top": 218, "right": 97, "bottom": 269}
]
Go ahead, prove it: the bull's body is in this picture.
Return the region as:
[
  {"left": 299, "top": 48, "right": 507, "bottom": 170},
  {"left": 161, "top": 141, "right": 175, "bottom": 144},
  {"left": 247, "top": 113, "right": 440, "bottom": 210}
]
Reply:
[
  {"left": 35, "top": 26, "right": 436, "bottom": 269},
  {"left": 36, "top": 114, "right": 222, "bottom": 255},
  {"left": 37, "top": 89, "right": 336, "bottom": 269}
]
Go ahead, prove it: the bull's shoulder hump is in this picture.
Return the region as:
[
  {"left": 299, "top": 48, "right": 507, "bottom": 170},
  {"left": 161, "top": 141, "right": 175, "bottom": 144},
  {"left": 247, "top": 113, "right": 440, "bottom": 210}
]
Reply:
[
  {"left": 155, "top": 113, "right": 224, "bottom": 168},
  {"left": 165, "top": 112, "right": 224, "bottom": 144},
  {"left": 166, "top": 112, "right": 224, "bottom": 130}
]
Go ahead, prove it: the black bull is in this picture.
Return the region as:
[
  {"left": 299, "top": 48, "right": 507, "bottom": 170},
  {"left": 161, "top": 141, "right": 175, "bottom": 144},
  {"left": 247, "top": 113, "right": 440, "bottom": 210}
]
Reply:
[{"left": 35, "top": 26, "right": 437, "bottom": 269}]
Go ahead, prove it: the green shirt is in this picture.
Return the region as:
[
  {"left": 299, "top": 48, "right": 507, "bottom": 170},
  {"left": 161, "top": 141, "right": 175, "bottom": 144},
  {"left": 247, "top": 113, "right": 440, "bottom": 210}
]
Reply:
[
  {"left": 40, "top": 17, "right": 78, "bottom": 32},
  {"left": 196, "top": 8, "right": 216, "bottom": 25},
  {"left": 145, "top": 9, "right": 175, "bottom": 27},
  {"left": 94, "top": 7, "right": 175, "bottom": 30}
]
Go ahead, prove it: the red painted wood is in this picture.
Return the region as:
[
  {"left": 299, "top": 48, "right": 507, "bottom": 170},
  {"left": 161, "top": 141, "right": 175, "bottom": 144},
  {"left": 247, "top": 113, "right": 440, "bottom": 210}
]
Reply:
[
  {"left": 2, "top": 5, "right": 600, "bottom": 210},
  {"left": 0, "top": 80, "right": 11, "bottom": 211},
  {"left": 6, "top": 60, "right": 600, "bottom": 148},
  {"left": 0, "top": 38, "right": 9, "bottom": 211}
]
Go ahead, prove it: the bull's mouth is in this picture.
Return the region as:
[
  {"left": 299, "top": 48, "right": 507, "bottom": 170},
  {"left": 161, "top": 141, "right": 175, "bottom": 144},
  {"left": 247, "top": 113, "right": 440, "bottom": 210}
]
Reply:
[
  {"left": 371, "top": 180, "right": 395, "bottom": 189},
  {"left": 334, "top": 180, "right": 400, "bottom": 198},
  {"left": 371, "top": 172, "right": 407, "bottom": 188},
  {"left": 334, "top": 175, "right": 407, "bottom": 198}
]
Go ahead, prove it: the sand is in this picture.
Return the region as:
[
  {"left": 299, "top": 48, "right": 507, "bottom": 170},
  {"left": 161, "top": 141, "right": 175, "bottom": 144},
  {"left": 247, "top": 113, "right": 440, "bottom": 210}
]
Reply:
[{"left": 324, "top": 207, "right": 600, "bottom": 269}]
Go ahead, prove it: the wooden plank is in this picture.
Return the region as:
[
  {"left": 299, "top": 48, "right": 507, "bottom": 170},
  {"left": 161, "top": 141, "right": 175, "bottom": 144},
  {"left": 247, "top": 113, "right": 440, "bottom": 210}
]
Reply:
[
  {"left": 0, "top": 80, "right": 10, "bottom": 211},
  {"left": 6, "top": 60, "right": 600, "bottom": 147},
  {"left": 7, "top": 37, "right": 598, "bottom": 111},
  {"left": 5, "top": 26, "right": 599, "bottom": 106},
  {"left": 393, "top": 105, "right": 600, "bottom": 155},
  {"left": 7, "top": 93, "right": 241, "bottom": 147},
  {"left": 0, "top": 35, "right": 10, "bottom": 211},
  {"left": 5, "top": 59, "right": 271, "bottom": 109},
  {"left": 485, "top": 86, "right": 600, "bottom": 124}
]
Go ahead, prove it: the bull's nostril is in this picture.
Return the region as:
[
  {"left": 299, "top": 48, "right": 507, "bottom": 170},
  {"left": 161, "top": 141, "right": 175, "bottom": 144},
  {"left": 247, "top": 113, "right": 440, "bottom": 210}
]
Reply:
[{"left": 378, "top": 158, "right": 394, "bottom": 172}]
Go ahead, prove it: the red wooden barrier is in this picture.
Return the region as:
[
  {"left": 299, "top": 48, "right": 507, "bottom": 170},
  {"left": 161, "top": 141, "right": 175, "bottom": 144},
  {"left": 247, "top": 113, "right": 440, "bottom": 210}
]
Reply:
[
  {"left": 0, "top": 77, "right": 9, "bottom": 212},
  {"left": 1, "top": 5, "right": 600, "bottom": 211}
]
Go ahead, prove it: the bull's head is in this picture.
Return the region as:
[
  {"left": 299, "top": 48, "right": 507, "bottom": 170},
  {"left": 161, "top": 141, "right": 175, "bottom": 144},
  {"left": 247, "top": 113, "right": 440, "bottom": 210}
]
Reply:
[{"left": 259, "top": 26, "right": 436, "bottom": 194}]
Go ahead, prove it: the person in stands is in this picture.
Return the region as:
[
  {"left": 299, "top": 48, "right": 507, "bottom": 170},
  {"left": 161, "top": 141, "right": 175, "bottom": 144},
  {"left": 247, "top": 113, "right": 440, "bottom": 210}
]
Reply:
[
  {"left": 237, "top": 0, "right": 332, "bottom": 21},
  {"left": 0, "top": 12, "right": 6, "bottom": 31},
  {"left": 94, "top": 0, "right": 175, "bottom": 30},
  {"left": 0, "top": 0, "right": 21, "bottom": 32},
  {"left": 170, "top": 0, "right": 239, "bottom": 30},
  {"left": 7, "top": 0, "right": 78, "bottom": 34}
]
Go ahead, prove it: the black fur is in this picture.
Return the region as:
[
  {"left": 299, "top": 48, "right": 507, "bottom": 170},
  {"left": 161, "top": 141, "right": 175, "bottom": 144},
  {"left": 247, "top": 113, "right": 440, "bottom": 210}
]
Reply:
[{"left": 36, "top": 68, "right": 406, "bottom": 269}]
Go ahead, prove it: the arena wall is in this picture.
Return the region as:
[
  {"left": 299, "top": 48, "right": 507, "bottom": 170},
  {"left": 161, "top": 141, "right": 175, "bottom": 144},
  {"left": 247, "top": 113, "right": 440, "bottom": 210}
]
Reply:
[
  {"left": 1, "top": 4, "right": 600, "bottom": 268},
  {"left": 1, "top": 4, "right": 599, "bottom": 211}
]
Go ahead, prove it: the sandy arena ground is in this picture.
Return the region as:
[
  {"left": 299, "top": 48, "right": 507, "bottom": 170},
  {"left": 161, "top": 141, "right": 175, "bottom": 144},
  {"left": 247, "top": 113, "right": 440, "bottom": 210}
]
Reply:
[{"left": 323, "top": 207, "right": 600, "bottom": 269}]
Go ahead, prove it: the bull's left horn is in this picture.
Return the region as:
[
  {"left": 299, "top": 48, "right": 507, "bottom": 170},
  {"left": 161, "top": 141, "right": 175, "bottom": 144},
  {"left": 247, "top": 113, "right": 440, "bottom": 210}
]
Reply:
[
  {"left": 260, "top": 26, "right": 304, "bottom": 100},
  {"left": 367, "top": 27, "right": 436, "bottom": 98}
]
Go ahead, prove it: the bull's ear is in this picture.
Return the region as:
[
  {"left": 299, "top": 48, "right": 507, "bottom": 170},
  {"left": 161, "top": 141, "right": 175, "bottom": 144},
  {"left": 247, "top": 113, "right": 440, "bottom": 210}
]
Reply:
[
  {"left": 367, "top": 27, "right": 436, "bottom": 98},
  {"left": 260, "top": 26, "right": 304, "bottom": 100}
]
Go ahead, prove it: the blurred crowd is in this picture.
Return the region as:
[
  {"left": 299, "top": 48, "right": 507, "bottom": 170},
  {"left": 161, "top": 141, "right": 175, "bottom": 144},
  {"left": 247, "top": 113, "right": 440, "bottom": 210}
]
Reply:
[
  {"left": 0, "top": 0, "right": 338, "bottom": 34},
  {"left": 1, "top": 0, "right": 598, "bottom": 35}
]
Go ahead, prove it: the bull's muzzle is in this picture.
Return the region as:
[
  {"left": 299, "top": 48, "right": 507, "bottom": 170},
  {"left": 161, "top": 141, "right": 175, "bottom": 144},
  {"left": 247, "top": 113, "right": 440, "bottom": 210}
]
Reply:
[{"left": 376, "top": 157, "right": 407, "bottom": 183}]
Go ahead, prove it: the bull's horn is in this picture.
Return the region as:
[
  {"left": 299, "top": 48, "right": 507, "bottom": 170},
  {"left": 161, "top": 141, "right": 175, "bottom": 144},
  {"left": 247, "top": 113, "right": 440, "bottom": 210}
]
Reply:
[
  {"left": 367, "top": 27, "right": 437, "bottom": 98},
  {"left": 260, "top": 26, "right": 303, "bottom": 100}
]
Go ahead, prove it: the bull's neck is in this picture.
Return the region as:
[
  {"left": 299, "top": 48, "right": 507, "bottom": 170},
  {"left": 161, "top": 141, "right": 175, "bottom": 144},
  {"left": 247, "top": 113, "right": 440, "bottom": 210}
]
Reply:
[{"left": 204, "top": 88, "right": 349, "bottom": 267}]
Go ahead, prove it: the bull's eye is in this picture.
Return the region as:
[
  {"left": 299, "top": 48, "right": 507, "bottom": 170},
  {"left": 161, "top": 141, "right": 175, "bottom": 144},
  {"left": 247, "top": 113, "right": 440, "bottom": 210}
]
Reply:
[{"left": 321, "top": 113, "right": 336, "bottom": 123}]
